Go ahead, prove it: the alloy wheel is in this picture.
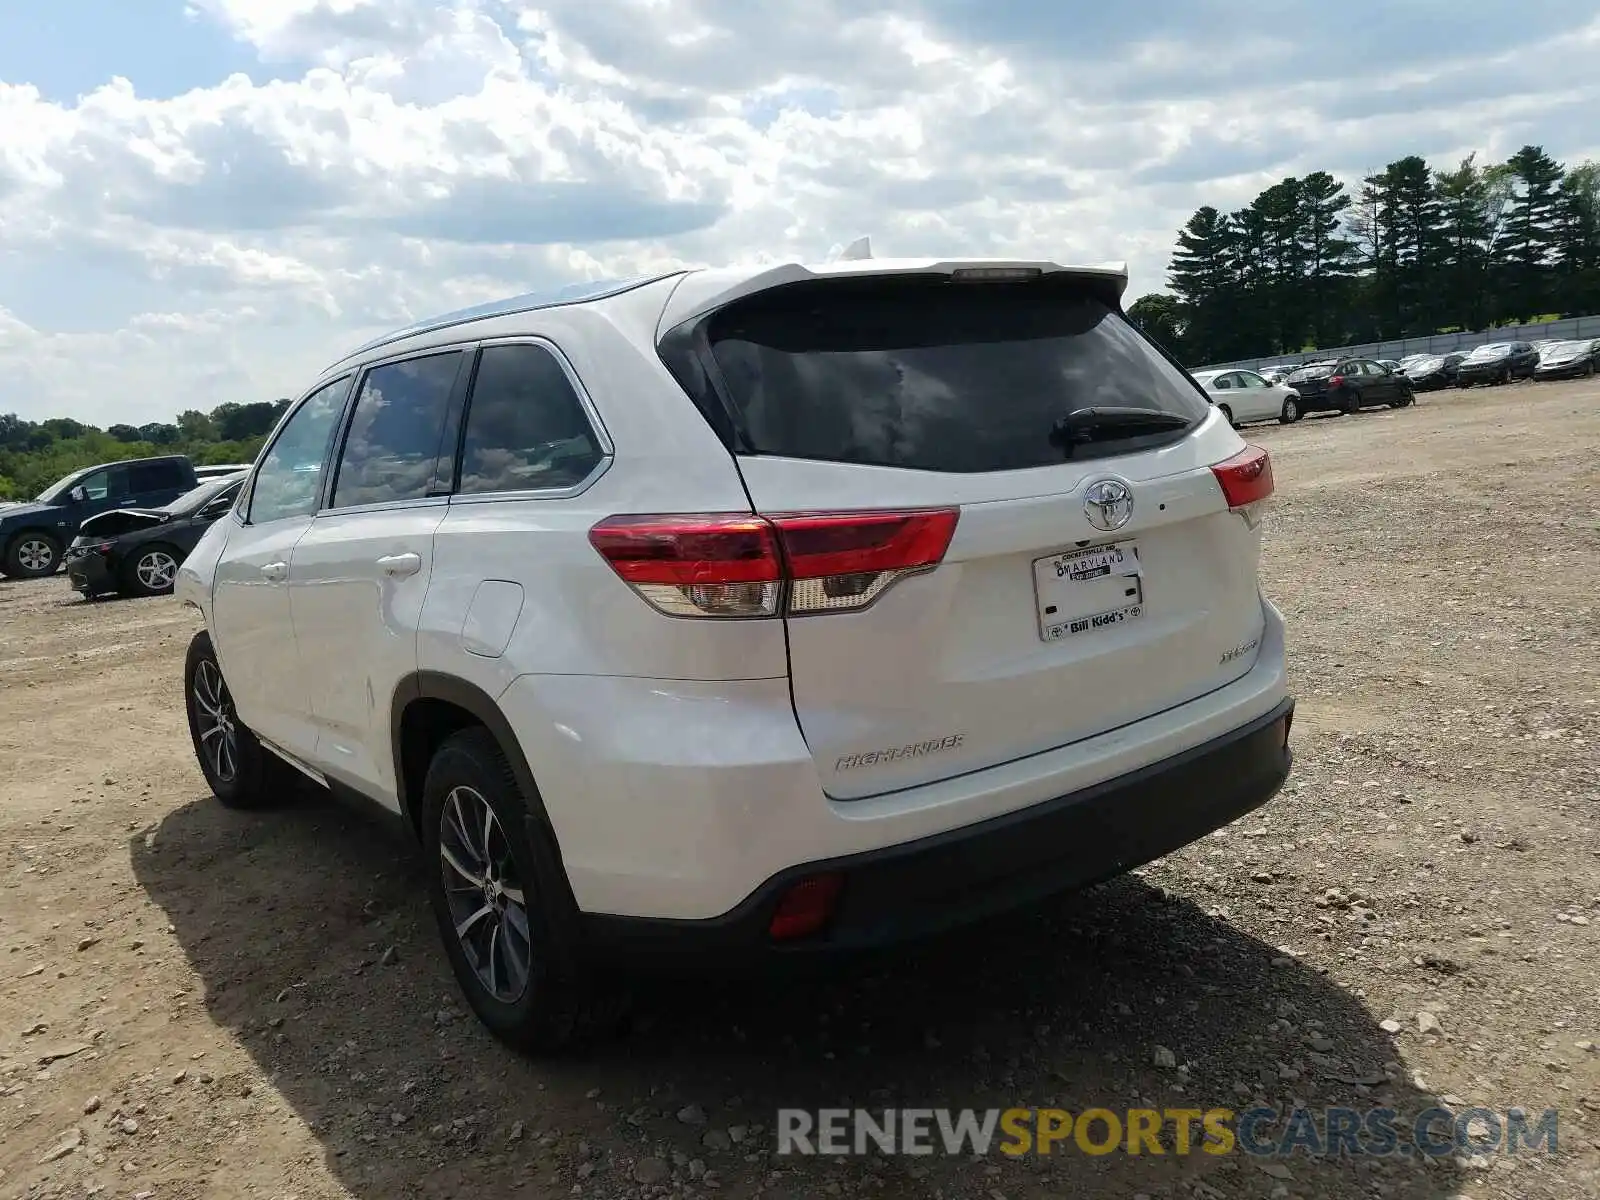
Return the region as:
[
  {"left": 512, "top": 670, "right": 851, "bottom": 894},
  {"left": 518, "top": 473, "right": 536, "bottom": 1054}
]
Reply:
[
  {"left": 438, "top": 786, "right": 533, "bottom": 1003},
  {"left": 192, "top": 658, "right": 238, "bottom": 783},
  {"left": 18, "top": 538, "right": 54, "bottom": 573},
  {"left": 136, "top": 549, "right": 179, "bottom": 592}
]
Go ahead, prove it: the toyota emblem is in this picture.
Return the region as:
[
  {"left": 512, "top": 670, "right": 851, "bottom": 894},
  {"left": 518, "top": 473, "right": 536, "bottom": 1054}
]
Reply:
[{"left": 1083, "top": 479, "right": 1134, "bottom": 531}]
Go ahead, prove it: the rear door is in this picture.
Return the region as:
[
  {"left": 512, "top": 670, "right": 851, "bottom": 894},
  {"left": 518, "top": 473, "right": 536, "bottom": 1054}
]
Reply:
[
  {"left": 288, "top": 348, "right": 466, "bottom": 803},
  {"left": 125, "top": 460, "right": 191, "bottom": 508},
  {"left": 690, "top": 273, "right": 1270, "bottom": 799},
  {"left": 1232, "top": 371, "right": 1280, "bottom": 423}
]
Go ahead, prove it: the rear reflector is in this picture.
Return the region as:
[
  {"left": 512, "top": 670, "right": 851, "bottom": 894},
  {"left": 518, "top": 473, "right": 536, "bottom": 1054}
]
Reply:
[
  {"left": 1211, "top": 445, "right": 1274, "bottom": 509},
  {"left": 768, "top": 873, "right": 844, "bottom": 941},
  {"left": 590, "top": 509, "right": 959, "bottom": 619}
]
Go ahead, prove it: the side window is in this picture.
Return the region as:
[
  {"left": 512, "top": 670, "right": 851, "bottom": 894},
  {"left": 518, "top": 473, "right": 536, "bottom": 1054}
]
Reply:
[
  {"left": 1213, "top": 374, "right": 1233, "bottom": 390},
  {"left": 74, "top": 469, "right": 111, "bottom": 501},
  {"left": 456, "top": 343, "right": 605, "bottom": 495},
  {"left": 331, "top": 352, "right": 464, "bottom": 509},
  {"left": 248, "top": 376, "right": 351, "bottom": 524},
  {"left": 1238, "top": 371, "right": 1266, "bottom": 388},
  {"left": 127, "top": 461, "right": 182, "bottom": 493}
]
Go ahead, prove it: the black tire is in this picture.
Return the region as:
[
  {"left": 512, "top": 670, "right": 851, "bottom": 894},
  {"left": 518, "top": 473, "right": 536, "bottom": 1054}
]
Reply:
[
  {"left": 123, "top": 543, "right": 182, "bottom": 597},
  {"left": 3, "top": 531, "right": 62, "bottom": 579},
  {"left": 183, "top": 630, "right": 293, "bottom": 808},
  {"left": 1342, "top": 391, "right": 1361, "bottom": 416},
  {"left": 1217, "top": 403, "right": 1234, "bottom": 427},
  {"left": 422, "top": 727, "right": 605, "bottom": 1055},
  {"left": 1279, "top": 396, "right": 1301, "bottom": 425}
]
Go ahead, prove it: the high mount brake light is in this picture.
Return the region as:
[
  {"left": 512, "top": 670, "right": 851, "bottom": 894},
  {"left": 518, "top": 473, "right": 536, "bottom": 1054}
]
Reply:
[
  {"left": 1211, "top": 445, "right": 1274, "bottom": 528},
  {"left": 589, "top": 509, "right": 960, "bottom": 619}
]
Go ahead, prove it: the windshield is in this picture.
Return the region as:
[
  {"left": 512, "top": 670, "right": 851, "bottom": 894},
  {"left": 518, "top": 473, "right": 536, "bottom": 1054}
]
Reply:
[
  {"left": 164, "top": 475, "right": 243, "bottom": 516},
  {"left": 1469, "top": 344, "right": 1510, "bottom": 359},
  {"left": 34, "top": 468, "right": 87, "bottom": 504}
]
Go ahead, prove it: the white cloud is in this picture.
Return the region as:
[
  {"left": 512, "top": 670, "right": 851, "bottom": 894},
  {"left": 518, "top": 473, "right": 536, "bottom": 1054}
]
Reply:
[{"left": 1, "top": 1, "right": 1598, "bottom": 422}]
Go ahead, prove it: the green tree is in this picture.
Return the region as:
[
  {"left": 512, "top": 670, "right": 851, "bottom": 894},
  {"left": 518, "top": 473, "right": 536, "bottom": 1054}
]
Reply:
[
  {"left": 1167, "top": 206, "right": 1241, "bottom": 363},
  {"left": 1297, "top": 171, "right": 1354, "bottom": 347},
  {"left": 1501, "top": 145, "right": 1566, "bottom": 320},
  {"left": 1127, "top": 293, "right": 1187, "bottom": 358},
  {"left": 177, "top": 409, "right": 216, "bottom": 441},
  {"left": 1554, "top": 162, "right": 1600, "bottom": 314}
]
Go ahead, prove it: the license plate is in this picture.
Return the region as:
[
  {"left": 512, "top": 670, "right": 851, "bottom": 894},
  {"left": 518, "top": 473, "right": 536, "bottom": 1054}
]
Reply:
[{"left": 1034, "top": 541, "right": 1144, "bottom": 641}]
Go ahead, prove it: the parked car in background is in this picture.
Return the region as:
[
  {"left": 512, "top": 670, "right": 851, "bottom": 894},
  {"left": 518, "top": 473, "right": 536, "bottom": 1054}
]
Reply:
[
  {"left": 1258, "top": 366, "right": 1293, "bottom": 384},
  {"left": 1284, "top": 358, "right": 1414, "bottom": 415},
  {"left": 194, "top": 463, "right": 253, "bottom": 481},
  {"left": 0, "top": 455, "right": 200, "bottom": 580},
  {"left": 1376, "top": 359, "right": 1403, "bottom": 374},
  {"left": 65, "top": 472, "right": 246, "bottom": 599},
  {"left": 1533, "top": 338, "right": 1600, "bottom": 380},
  {"left": 1399, "top": 352, "right": 1467, "bottom": 391},
  {"left": 174, "top": 257, "right": 1294, "bottom": 1052},
  {"left": 1454, "top": 342, "right": 1539, "bottom": 386},
  {"left": 1191, "top": 368, "right": 1303, "bottom": 425}
]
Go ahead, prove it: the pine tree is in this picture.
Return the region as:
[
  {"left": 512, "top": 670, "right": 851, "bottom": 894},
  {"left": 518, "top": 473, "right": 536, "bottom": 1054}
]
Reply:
[
  {"left": 1553, "top": 163, "right": 1600, "bottom": 315},
  {"left": 1297, "top": 172, "right": 1354, "bottom": 347},
  {"left": 1167, "top": 207, "right": 1239, "bottom": 362},
  {"left": 1435, "top": 156, "right": 1493, "bottom": 330},
  {"left": 1501, "top": 146, "right": 1565, "bottom": 321}
]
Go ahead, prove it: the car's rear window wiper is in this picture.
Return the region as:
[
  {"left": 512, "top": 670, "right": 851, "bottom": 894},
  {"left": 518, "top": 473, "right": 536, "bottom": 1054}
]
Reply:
[{"left": 1048, "top": 407, "right": 1192, "bottom": 457}]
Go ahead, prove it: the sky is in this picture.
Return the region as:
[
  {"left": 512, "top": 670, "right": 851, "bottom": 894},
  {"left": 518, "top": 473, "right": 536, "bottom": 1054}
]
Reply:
[{"left": 1, "top": 0, "right": 1598, "bottom": 426}]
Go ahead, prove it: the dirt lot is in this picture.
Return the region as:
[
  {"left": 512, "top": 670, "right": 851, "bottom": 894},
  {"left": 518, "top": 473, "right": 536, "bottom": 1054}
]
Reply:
[{"left": 2, "top": 378, "right": 1598, "bottom": 1200}]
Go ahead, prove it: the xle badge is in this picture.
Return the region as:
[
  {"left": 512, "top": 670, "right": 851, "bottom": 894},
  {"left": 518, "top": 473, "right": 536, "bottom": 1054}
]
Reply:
[{"left": 1220, "top": 638, "right": 1260, "bottom": 666}]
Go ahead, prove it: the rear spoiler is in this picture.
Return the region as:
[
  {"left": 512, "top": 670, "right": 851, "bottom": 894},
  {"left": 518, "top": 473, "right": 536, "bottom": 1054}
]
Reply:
[{"left": 655, "top": 258, "right": 1131, "bottom": 338}]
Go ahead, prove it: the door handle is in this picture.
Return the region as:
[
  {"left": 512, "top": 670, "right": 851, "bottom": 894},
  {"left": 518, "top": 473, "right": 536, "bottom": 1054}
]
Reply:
[
  {"left": 377, "top": 552, "right": 422, "bottom": 578},
  {"left": 261, "top": 561, "right": 288, "bottom": 583}
]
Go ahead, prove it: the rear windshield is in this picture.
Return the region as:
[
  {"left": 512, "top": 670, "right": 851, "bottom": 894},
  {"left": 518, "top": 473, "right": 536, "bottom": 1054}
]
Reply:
[
  {"left": 696, "top": 277, "right": 1208, "bottom": 473},
  {"left": 1287, "top": 363, "right": 1334, "bottom": 382}
]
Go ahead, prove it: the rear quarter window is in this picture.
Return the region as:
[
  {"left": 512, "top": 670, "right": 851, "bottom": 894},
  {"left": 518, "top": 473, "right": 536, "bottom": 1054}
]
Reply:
[{"left": 696, "top": 277, "right": 1208, "bottom": 473}]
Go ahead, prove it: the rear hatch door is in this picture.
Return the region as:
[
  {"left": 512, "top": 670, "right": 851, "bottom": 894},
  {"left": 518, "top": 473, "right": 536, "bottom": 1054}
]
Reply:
[{"left": 675, "top": 268, "right": 1270, "bottom": 799}]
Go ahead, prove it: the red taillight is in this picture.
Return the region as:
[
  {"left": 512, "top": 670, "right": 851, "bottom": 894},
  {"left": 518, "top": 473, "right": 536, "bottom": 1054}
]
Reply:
[
  {"left": 589, "top": 508, "right": 959, "bottom": 619},
  {"left": 1211, "top": 445, "right": 1274, "bottom": 511},
  {"left": 587, "top": 514, "right": 782, "bottom": 618},
  {"left": 768, "top": 873, "right": 844, "bottom": 941},
  {"left": 1328, "top": 374, "right": 1344, "bottom": 387}
]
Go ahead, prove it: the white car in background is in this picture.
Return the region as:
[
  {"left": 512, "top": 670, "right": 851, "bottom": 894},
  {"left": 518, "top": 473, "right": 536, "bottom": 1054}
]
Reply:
[{"left": 1191, "top": 368, "right": 1303, "bottom": 426}]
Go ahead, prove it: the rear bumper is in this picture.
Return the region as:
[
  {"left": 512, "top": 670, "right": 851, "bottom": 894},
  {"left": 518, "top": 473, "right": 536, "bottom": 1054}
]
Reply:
[{"left": 581, "top": 697, "right": 1293, "bottom": 964}]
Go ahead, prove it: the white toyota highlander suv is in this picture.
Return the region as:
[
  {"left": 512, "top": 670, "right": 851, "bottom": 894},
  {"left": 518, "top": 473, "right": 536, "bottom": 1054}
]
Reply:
[{"left": 175, "top": 257, "right": 1294, "bottom": 1052}]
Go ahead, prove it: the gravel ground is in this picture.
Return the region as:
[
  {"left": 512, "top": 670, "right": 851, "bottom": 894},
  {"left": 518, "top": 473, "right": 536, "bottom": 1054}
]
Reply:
[{"left": 1, "top": 376, "right": 1597, "bottom": 1200}]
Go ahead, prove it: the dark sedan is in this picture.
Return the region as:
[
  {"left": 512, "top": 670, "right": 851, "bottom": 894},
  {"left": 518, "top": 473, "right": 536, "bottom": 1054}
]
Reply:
[
  {"left": 1399, "top": 352, "right": 1467, "bottom": 391},
  {"left": 1283, "top": 357, "right": 1415, "bottom": 415},
  {"left": 1454, "top": 341, "right": 1539, "bottom": 386},
  {"left": 64, "top": 473, "right": 244, "bottom": 598},
  {"left": 1533, "top": 338, "right": 1600, "bottom": 381}
]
